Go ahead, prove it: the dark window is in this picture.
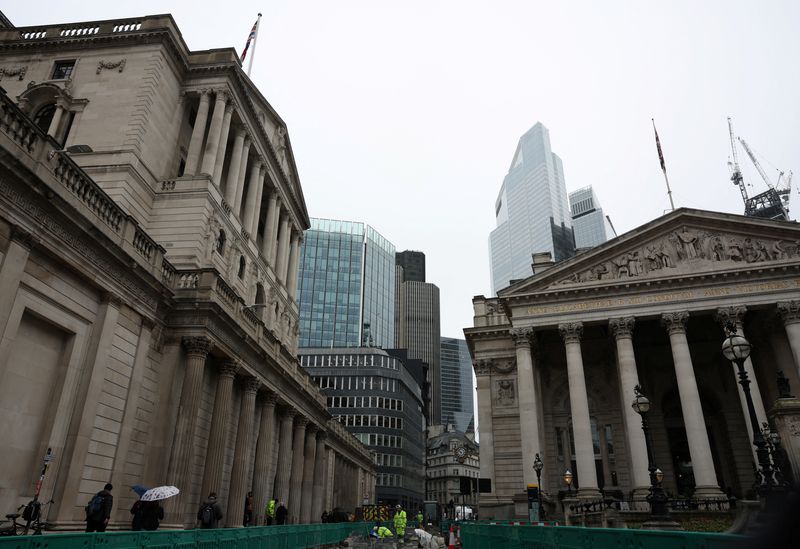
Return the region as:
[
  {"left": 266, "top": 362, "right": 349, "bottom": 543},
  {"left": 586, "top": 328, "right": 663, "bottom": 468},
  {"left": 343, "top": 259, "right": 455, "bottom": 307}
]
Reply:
[
  {"left": 216, "top": 230, "right": 226, "bottom": 255},
  {"left": 178, "top": 158, "right": 186, "bottom": 177},
  {"left": 238, "top": 256, "right": 246, "bottom": 279},
  {"left": 52, "top": 60, "right": 76, "bottom": 80},
  {"left": 32, "top": 104, "right": 56, "bottom": 133}
]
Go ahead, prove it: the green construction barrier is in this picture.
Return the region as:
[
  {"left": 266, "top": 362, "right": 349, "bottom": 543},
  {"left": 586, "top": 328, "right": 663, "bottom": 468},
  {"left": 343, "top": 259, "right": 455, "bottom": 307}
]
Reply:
[{"left": 0, "top": 522, "right": 367, "bottom": 549}]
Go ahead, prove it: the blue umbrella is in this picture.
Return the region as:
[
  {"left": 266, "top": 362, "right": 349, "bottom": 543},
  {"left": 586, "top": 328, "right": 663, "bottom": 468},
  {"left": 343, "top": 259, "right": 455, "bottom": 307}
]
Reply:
[{"left": 132, "top": 484, "right": 149, "bottom": 497}]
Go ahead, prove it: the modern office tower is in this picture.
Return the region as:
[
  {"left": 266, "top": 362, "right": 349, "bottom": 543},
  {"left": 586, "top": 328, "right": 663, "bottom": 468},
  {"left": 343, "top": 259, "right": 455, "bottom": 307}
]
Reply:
[
  {"left": 439, "top": 337, "right": 475, "bottom": 433},
  {"left": 489, "top": 122, "right": 575, "bottom": 294},
  {"left": 569, "top": 186, "right": 614, "bottom": 249},
  {"left": 297, "top": 218, "right": 395, "bottom": 349},
  {"left": 300, "top": 348, "right": 426, "bottom": 510},
  {"left": 396, "top": 250, "right": 426, "bottom": 282},
  {"left": 395, "top": 252, "right": 441, "bottom": 424}
]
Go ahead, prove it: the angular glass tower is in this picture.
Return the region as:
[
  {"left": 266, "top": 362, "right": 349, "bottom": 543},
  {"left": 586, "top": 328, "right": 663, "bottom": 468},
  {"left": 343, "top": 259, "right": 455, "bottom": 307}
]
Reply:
[
  {"left": 439, "top": 337, "right": 474, "bottom": 433},
  {"left": 297, "top": 218, "right": 395, "bottom": 348},
  {"left": 489, "top": 122, "right": 574, "bottom": 294},
  {"left": 569, "top": 185, "right": 615, "bottom": 249}
]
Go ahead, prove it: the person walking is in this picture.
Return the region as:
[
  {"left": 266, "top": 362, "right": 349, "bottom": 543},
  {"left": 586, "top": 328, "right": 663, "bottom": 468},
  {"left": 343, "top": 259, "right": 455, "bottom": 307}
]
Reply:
[
  {"left": 131, "top": 500, "right": 164, "bottom": 531},
  {"left": 197, "top": 492, "right": 223, "bottom": 529},
  {"left": 275, "top": 501, "right": 288, "bottom": 525},
  {"left": 243, "top": 491, "right": 254, "bottom": 527},
  {"left": 393, "top": 504, "right": 407, "bottom": 539},
  {"left": 416, "top": 509, "right": 424, "bottom": 526},
  {"left": 265, "top": 499, "right": 276, "bottom": 525},
  {"left": 85, "top": 483, "right": 113, "bottom": 532}
]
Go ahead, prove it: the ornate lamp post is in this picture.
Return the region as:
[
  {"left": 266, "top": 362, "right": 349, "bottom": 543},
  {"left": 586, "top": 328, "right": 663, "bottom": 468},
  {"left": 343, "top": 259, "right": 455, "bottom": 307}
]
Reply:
[
  {"left": 632, "top": 385, "right": 672, "bottom": 521},
  {"left": 563, "top": 469, "right": 574, "bottom": 496},
  {"left": 720, "top": 324, "right": 775, "bottom": 495},
  {"left": 533, "top": 453, "right": 546, "bottom": 520}
]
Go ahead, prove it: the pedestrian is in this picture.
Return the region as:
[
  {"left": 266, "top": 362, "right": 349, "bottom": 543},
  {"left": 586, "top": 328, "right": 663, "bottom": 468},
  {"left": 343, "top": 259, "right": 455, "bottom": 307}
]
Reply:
[
  {"left": 85, "top": 483, "right": 113, "bottom": 532},
  {"left": 414, "top": 523, "right": 434, "bottom": 549},
  {"left": 393, "top": 504, "right": 407, "bottom": 539},
  {"left": 416, "top": 509, "right": 423, "bottom": 526},
  {"left": 275, "top": 501, "right": 288, "bottom": 525},
  {"left": 243, "top": 491, "right": 254, "bottom": 527},
  {"left": 131, "top": 500, "right": 164, "bottom": 531},
  {"left": 320, "top": 510, "right": 329, "bottom": 523},
  {"left": 265, "top": 499, "right": 276, "bottom": 525},
  {"left": 197, "top": 492, "right": 223, "bottom": 529}
]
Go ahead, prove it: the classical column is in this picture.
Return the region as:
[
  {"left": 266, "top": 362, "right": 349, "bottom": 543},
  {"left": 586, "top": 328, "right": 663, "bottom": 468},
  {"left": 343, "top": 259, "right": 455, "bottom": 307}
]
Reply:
[
  {"left": 474, "top": 360, "right": 495, "bottom": 493},
  {"left": 310, "top": 431, "right": 328, "bottom": 523},
  {"left": 510, "top": 327, "right": 544, "bottom": 488},
  {"left": 273, "top": 407, "right": 296, "bottom": 506},
  {"left": 252, "top": 391, "right": 278, "bottom": 523},
  {"left": 276, "top": 214, "right": 291, "bottom": 284},
  {"left": 299, "top": 424, "right": 318, "bottom": 523},
  {"left": 184, "top": 90, "right": 210, "bottom": 175},
  {"left": 242, "top": 158, "right": 265, "bottom": 236},
  {"left": 212, "top": 103, "right": 235, "bottom": 185},
  {"left": 0, "top": 227, "right": 37, "bottom": 346},
  {"left": 558, "top": 322, "right": 600, "bottom": 499},
  {"left": 47, "top": 104, "right": 65, "bottom": 138},
  {"left": 260, "top": 191, "right": 279, "bottom": 260},
  {"left": 166, "top": 336, "right": 212, "bottom": 522},
  {"left": 662, "top": 312, "right": 723, "bottom": 498},
  {"left": 716, "top": 306, "right": 768, "bottom": 460},
  {"left": 249, "top": 170, "right": 266, "bottom": 237},
  {"left": 226, "top": 377, "right": 260, "bottom": 527},
  {"left": 286, "top": 233, "right": 302, "bottom": 299},
  {"left": 288, "top": 415, "right": 308, "bottom": 523},
  {"left": 609, "top": 317, "right": 650, "bottom": 495},
  {"left": 201, "top": 359, "right": 239, "bottom": 497},
  {"left": 268, "top": 201, "right": 283, "bottom": 267},
  {"left": 223, "top": 128, "right": 246, "bottom": 207},
  {"left": 778, "top": 301, "right": 800, "bottom": 381},
  {"left": 200, "top": 90, "right": 228, "bottom": 176},
  {"left": 233, "top": 138, "right": 252, "bottom": 216}
]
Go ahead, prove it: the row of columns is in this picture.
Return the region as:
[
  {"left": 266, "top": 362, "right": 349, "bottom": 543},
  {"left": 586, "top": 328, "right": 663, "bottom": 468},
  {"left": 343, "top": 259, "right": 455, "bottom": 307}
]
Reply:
[
  {"left": 505, "top": 305, "right": 791, "bottom": 500},
  {"left": 182, "top": 89, "right": 303, "bottom": 297},
  {"left": 166, "top": 336, "right": 340, "bottom": 526}
]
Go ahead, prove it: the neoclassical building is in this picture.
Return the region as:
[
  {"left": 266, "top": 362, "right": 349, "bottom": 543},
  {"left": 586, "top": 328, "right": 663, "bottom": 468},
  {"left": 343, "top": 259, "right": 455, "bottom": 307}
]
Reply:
[
  {"left": 466, "top": 208, "right": 800, "bottom": 519},
  {"left": 0, "top": 13, "right": 374, "bottom": 529}
]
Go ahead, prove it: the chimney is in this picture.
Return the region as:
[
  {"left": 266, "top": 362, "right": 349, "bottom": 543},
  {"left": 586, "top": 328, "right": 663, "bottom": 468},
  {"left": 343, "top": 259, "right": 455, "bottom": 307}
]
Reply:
[{"left": 531, "top": 252, "right": 554, "bottom": 275}]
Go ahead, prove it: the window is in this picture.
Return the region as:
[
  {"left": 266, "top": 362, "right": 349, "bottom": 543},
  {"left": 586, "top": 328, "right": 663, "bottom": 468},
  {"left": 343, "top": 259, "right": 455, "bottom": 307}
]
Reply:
[
  {"left": 238, "top": 256, "right": 246, "bottom": 278},
  {"left": 52, "top": 60, "right": 76, "bottom": 80},
  {"left": 32, "top": 104, "right": 56, "bottom": 134}
]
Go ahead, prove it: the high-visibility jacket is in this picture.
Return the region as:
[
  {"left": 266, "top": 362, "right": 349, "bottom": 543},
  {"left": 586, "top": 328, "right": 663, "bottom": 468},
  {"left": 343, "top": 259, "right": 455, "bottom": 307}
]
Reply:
[
  {"left": 265, "top": 499, "right": 276, "bottom": 518},
  {"left": 373, "top": 526, "right": 394, "bottom": 538},
  {"left": 394, "top": 510, "right": 407, "bottom": 535},
  {"left": 416, "top": 512, "right": 423, "bottom": 524}
]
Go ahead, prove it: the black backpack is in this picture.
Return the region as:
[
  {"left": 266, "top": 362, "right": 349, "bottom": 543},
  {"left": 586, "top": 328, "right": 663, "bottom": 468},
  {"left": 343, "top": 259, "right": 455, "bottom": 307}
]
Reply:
[
  {"left": 22, "top": 501, "right": 40, "bottom": 522},
  {"left": 86, "top": 493, "right": 105, "bottom": 520},
  {"left": 199, "top": 503, "right": 214, "bottom": 526}
]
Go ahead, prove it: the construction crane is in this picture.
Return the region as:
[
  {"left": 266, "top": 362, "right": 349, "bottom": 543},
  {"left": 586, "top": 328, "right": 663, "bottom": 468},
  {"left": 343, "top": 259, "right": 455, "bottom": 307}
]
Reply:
[{"left": 727, "top": 117, "right": 747, "bottom": 204}]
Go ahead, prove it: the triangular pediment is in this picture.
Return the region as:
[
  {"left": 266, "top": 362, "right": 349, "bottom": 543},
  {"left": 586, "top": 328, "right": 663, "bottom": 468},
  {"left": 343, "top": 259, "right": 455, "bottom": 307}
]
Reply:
[{"left": 501, "top": 208, "right": 800, "bottom": 297}]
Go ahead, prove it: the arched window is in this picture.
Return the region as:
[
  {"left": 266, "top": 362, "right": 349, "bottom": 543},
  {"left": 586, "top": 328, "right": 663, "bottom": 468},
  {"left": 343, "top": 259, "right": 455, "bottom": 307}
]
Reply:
[
  {"left": 238, "top": 256, "right": 246, "bottom": 279},
  {"left": 255, "top": 283, "right": 266, "bottom": 305},
  {"left": 216, "top": 230, "right": 226, "bottom": 255},
  {"left": 32, "top": 104, "right": 56, "bottom": 134}
]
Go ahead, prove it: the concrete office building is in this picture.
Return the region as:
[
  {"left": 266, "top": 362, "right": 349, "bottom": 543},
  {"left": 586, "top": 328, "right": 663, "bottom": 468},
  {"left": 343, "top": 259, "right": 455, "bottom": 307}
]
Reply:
[
  {"left": 440, "top": 337, "right": 475, "bottom": 434},
  {"left": 0, "top": 12, "right": 374, "bottom": 529},
  {"left": 300, "top": 347, "right": 427, "bottom": 509},
  {"left": 296, "top": 218, "right": 395, "bottom": 349},
  {"left": 569, "top": 186, "right": 614, "bottom": 249},
  {"left": 489, "top": 122, "right": 574, "bottom": 295},
  {"left": 396, "top": 250, "right": 426, "bottom": 282}
]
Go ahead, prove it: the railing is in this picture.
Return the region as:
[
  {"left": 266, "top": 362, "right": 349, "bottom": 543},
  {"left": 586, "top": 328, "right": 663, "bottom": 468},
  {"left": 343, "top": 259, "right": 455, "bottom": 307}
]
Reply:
[
  {"left": 0, "top": 98, "right": 39, "bottom": 152},
  {"left": 60, "top": 26, "right": 100, "bottom": 37},
  {"left": 0, "top": 522, "right": 366, "bottom": 549},
  {"left": 53, "top": 154, "right": 125, "bottom": 232},
  {"left": 458, "top": 522, "right": 745, "bottom": 549},
  {"left": 133, "top": 225, "right": 159, "bottom": 262}
]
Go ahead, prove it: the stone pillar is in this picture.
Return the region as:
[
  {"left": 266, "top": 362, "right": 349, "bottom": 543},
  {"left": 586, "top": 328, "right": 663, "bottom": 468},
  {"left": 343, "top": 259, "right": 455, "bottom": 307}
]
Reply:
[
  {"left": 511, "top": 328, "right": 543, "bottom": 488},
  {"left": 184, "top": 90, "right": 210, "bottom": 175},
  {"left": 310, "top": 431, "right": 328, "bottom": 523},
  {"left": 300, "top": 424, "right": 318, "bottom": 523},
  {"left": 769, "top": 396, "right": 800, "bottom": 483},
  {"left": 274, "top": 407, "right": 296, "bottom": 506},
  {"left": 261, "top": 191, "right": 278, "bottom": 260},
  {"left": 716, "top": 306, "right": 768, "bottom": 462},
  {"left": 287, "top": 232, "right": 301, "bottom": 299},
  {"left": 661, "top": 312, "right": 723, "bottom": 498},
  {"left": 226, "top": 377, "right": 260, "bottom": 527},
  {"left": 201, "top": 359, "right": 239, "bottom": 497},
  {"left": 223, "top": 129, "right": 246, "bottom": 207},
  {"left": 0, "top": 227, "right": 37, "bottom": 345},
  {"left": 268, "top": 201, "right": 283, "bottom": 267},
  {"left": 558, "top": 322, "right": 600, "bottom": 499},
  {"left": 47, "top": 104, "right": 65, "bottom": 138},
  {"left": 166, "top": 336, "right": 212, "bottom": 522},
  {"left": 212, "top": 103, "right": 235, "bottom": 185},
  {"left": 474, "top": 360, "right": 495, "bottom": 493},
  {"left": 200, "top": 90, "right": 228, "bottom": 176},
  {"left": 288, "top": 416, "right": 308, "bottom": 523},
  {"left": 609, "top": 317, "right": 650, "bottom": 495},
  {"left": 276, "top": 214, "right": 291, "bottom": 284},
  {"left": 233, "top": 138, "right": 252, "bottom": 216},
  {"left": 242, "top": 159, "right": 265, "bottom": 237},
  {"left": 778, "top": 301, "right": 800, "bottom": 382},
  {"left": 252, "top": 391, "right": 278, "bottom": 524}
]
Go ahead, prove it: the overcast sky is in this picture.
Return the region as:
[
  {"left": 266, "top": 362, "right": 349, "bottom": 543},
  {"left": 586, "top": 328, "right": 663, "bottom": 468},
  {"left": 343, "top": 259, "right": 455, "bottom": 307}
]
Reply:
[{"left": 7, "top": 1, "right": 800, "bottom": 340}]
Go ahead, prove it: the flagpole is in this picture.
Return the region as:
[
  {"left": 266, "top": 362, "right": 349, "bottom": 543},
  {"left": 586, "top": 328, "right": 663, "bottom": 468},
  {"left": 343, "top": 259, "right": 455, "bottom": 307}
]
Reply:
[
  {"left": 247, "top": 13, "right": 262, "bottom": 77},
  {"left": 652, "top": 118, "right": 675, "bottom": 211}
]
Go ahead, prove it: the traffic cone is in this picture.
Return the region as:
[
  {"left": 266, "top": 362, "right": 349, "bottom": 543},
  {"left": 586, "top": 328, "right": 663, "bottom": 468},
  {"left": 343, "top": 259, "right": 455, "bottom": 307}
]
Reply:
[{"left": 448, "top": 523, "right": 456, "bottom": 549}]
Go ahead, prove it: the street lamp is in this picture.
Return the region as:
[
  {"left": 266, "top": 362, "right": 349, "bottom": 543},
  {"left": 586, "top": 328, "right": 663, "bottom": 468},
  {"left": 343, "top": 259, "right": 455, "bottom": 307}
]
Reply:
[
  {"left": 631, "top": 385, "right": 671, "bottom": 520},
  {"left": 721, "top": 323, "right": 774, "bottom": 495},
  {"left": 533, "top": 453, "right": 546, "bottom": 520},
  {"left": 563, "top": 469, "right": 573, "bottom": 496}
]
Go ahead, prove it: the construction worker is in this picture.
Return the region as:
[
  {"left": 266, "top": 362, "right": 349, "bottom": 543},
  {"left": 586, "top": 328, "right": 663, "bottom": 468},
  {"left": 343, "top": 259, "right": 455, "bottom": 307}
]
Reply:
[
  {"left": 416, "top": 509, "right": 424, "bottom": 526},
  {"left": 371, "top": 522, "right": 394, "bottom": 538},
  {"left": 393, "top": 504, "right": 407, "bottom": 539},
  {"left": 264, "top": 499, "right": 276, "bottom": 525}
]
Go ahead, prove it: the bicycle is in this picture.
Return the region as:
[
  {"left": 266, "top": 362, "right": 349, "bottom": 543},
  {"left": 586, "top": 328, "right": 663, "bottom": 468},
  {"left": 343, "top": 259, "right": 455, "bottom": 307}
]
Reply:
[
  {"left": 0, "top": 499, "right": 55, "bottom": 536},
  {"left": 0, "top": 506, "right": 25, "bottom": 536}
]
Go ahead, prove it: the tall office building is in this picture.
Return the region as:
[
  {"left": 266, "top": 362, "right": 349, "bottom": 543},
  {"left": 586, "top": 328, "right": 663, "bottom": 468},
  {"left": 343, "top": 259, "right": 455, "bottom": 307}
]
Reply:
[
  {"left": 569, "top": 186, "right": 615, "bottom": 249},
  {"left": 439, "top": 337, "right": 475, "bottom": 433},
  {"left": 297, "top": 218, "right": 395, "bottom": 349},
  {"left": 396, "top": 250, "right": 426, "bottom": 282},
  {"left": 395, "top": 251, "right": 441, "bottom": 424},
  {"left": 489, "top": 122, "right": 574, "bottom": 294}
]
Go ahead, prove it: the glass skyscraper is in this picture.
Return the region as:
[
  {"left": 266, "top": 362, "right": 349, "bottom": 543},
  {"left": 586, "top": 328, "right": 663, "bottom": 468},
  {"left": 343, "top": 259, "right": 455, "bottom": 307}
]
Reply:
[
  {"left": 489, "top": 122, "right": 574, "bottom": 294},
  {"left": 439, "top": 337, "right": 474, "bottom": 433},
  {"left": 297, "top": 218, "right": 395, "bottom": 349},
  {"left": 569, "top": 186, "right": 615, "bottom": 249}
]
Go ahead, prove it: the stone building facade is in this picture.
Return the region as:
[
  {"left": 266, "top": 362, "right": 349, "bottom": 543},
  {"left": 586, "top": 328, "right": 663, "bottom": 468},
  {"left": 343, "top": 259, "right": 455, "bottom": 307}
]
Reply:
[
  {"left": 466, "top": 208, "right": 800, "bottom": 519},
  {"left": 426, "top": 426, "right": 479, "bottom": 510},
  {"left": 0, "top": 13, "right": 373, "bottom": 529}
]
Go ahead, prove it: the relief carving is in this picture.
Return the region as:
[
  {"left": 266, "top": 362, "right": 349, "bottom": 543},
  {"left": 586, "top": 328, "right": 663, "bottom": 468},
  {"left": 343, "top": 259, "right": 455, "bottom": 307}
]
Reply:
[
  {"left": 473, "top": 359, "right": 492, "bottom": 376},
  {"left": 0, "top": 66, "right": 27, "bottom": 81},
  {"left": 495, "top": 379, "right": 516, "bottom": 407},
  {"left": 96, "top": 59, "right": 126, "bottom": 74}
]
